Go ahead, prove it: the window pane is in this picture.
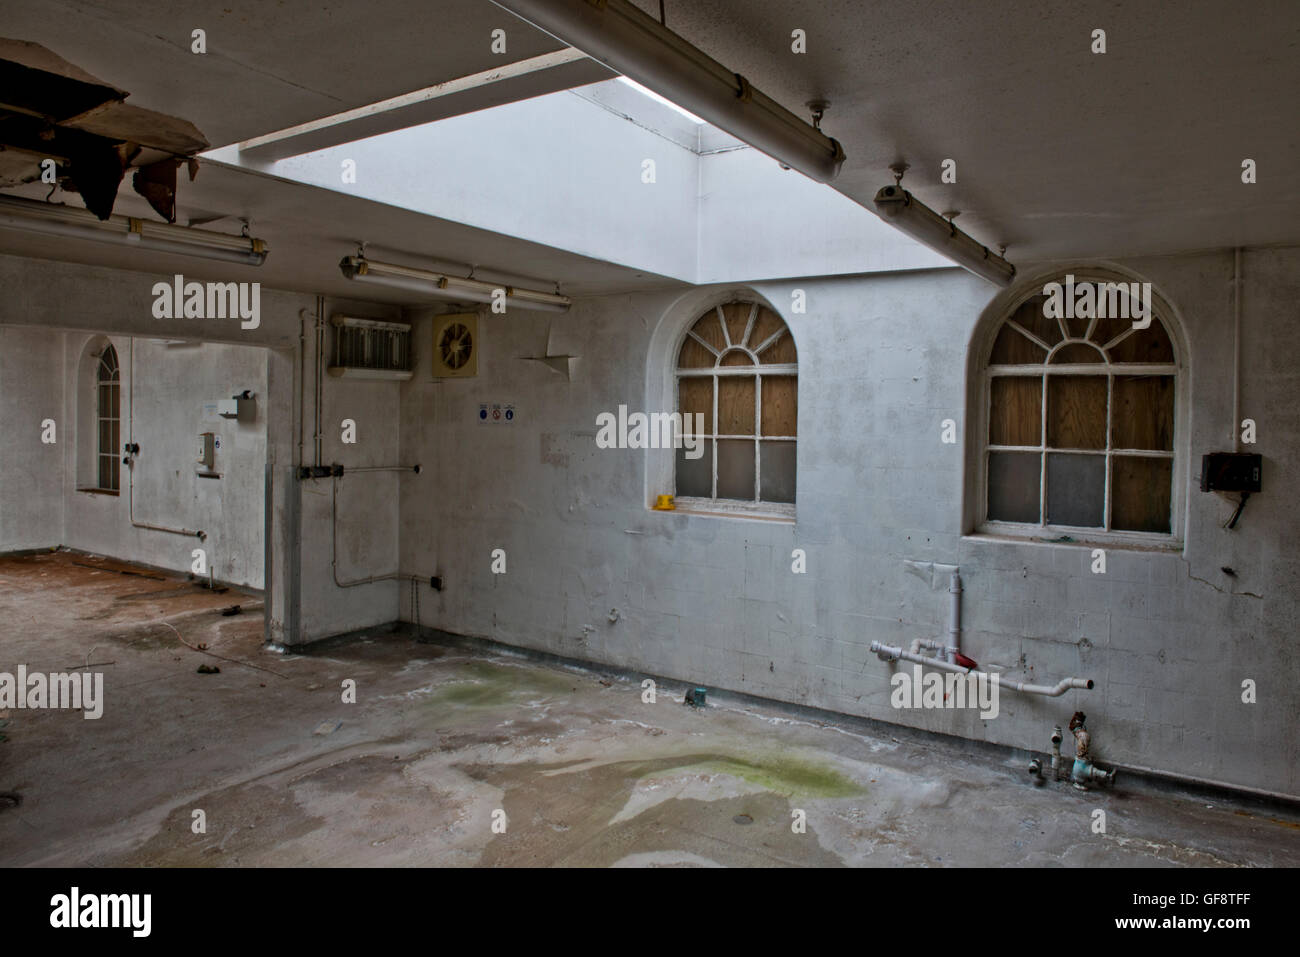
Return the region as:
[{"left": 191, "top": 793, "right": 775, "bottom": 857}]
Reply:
[
  {"left": 678, "top": 336, "right": 714, "bottom": 368},
  {"left": 761, "top": 376, "right": 797, "bottom": 437},
  {"left": 719, "top": 348, "right": 755, "bottom": 366},
  {"left": 750, "top": 307, "right": 785, "bottom": 352},
  {"left": 717, "top": 439, "right": 755, "bottom": 500},
  {"left": 758, "top": 331, "right": 796, "bottom": 364},
  {"left": 676, "top": 440, "right": 712, "bottom": 497},
  {"left": 1049, "top": 342, "right": 1105, "bottom": 364},
  {"left": 721, "top": 302, "right": 751, "bottom": 347},
  {"left": 1112, "top": 456, "right": 1172, "bottom": 533},
  {"left": 98, "top": 419, "right": 113, "bottom": 453},
  {"left": 989, "top": 323, "right": 1047, "bottom": 365},
  {"left": 691, "top": 309, "right": 727, "bottom": 352},
  {"left": 989, "top": 376, "right": 1041, "bottom": 446},
  {"left": 718, "top": 376, "right": 755, "bottom": 435},
  {"left": 759, "top": 440, "right": 796, "bottom": 503},
  {"left": 1046, "top": 453, "right": 1105, "bottom": 527},
  {"left": 1047, "top": 375, "right": 1107, "bottom": 449},
  {"left": 1108, "top": 318, "right": 1173, "bottom": 363},
  {"left": 1007, "top": 295, "right": 1062, "bottom": 349},
  {"left": 988, "top": 451, "right": 1041, "bottom": 523},
  {"left": 110, "top": 383, "right": 120, "bottom": 418},
  {"left": 678, "top": 377, "right": 713, "bottom": 434},
  {"left": 1111, "top": 375, "right": 1173, "bottom": 451}
]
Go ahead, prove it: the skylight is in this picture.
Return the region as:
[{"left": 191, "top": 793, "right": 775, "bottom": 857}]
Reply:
[{"left": 615, "top": 76, "right": 703, "bottom": 124}]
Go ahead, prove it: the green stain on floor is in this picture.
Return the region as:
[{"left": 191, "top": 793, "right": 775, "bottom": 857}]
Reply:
[
  {"left": 648, "top": 753, "right": 864, "bottom": 799},
  {"left": 427, "top": 658, "right": 579, "bottom": 709}
]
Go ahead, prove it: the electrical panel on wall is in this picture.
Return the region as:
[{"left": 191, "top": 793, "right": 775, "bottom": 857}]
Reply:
[{"left": 431, "top": 312, "right": 478, "bottom": 378}]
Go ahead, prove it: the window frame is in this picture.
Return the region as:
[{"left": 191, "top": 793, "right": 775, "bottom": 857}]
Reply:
[
  {"left": 671, "top": 301, "right": 797, "bottom": 518},
  {"left": 974, "top": 277, "right": 1185, "bottom": 547},
  {"left": 95, "top": 344, "right": 121, "bottom": 493}
]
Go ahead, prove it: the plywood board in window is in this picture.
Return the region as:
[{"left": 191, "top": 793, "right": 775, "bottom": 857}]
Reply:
[
  {"left": 1047, "top": 375, "right": 1107, "bottom": 449},
  {"left": 989, "top": 376, "right": 1041, "bottom": 446},
  {"left": 761, "top": 376, "right": 797, "bottom": 437},
  {"left": 1111, "top": 455, "right": 1172, "bottom": 533},
  {"left": 1112, "top": 375, "right": 1173, "bottom": 451},
  {"left": 678, "top": 377, "right": 713, "bottom": 434},
  {"left": 718, "top": 376, "right": 755, "bottom": 434}
]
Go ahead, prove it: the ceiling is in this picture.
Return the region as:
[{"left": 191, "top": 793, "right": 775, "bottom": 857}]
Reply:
[
  {"left": 2, "top": 0, "right": 579, "bottom": 149},
  {"left": 1, "top": 0, "right": 1295, "bottom": 296},
  {"left": 611, "top": 0, "right": 1300, "bottom": 263}
]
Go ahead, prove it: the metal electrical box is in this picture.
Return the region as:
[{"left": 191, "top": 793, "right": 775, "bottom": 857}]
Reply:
[
  {"left": 217, "top": 393, "right": 254, "bottom": 419},
  {"left": 1200, "top": 452, "right": 1261, "bottom": 493},
  {"left": 197, "top": 432, "right": 216, "bottom": 469}
]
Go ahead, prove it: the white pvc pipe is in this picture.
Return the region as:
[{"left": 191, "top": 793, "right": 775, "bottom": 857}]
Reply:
[
  {"left": 948, "top": 571, "right": 962, "bottom": 664},
  {"left": 1232, "top": 247, "right": 1242, "bottom": 452},
  {"left": 870, "top": 642, "right": 1094, "bottom": 698}
]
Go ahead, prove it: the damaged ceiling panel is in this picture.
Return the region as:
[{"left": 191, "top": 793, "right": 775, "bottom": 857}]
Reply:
[{"left": 0, "top": 38, "right": 208, "bottom": 221}]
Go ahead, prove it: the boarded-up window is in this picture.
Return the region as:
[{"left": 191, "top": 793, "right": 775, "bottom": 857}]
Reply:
[
  {"left": 676, "top": 302, "right": 796, "bottom": 505},
  {"left": 984, "top": 288, "right": 1177, "bottom": 535}
]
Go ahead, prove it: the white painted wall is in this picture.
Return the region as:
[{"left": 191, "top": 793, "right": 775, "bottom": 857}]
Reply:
[
  {"left": 1, "top": 330, "right": 270, "bottom": 588},
  {"left": 0, "top": 258, "right": 404, "bottom": 641},
  {"left": 0, "top": 325, "right": 65, "bottom": 550},
  {"left": 3, "top": 244, "right": 1296, "bottom": 797},
  {"left": 394, "top": 248, "right": 1300, "bottom": 798}
]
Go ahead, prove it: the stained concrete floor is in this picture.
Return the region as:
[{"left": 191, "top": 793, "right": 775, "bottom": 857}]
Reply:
[{"left": 1, "top": 550, "right": 1298, "bottom": 867}]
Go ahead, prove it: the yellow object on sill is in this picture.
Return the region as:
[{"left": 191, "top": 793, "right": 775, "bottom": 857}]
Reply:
[{"left": 652, "top": 494, "right": 676, "bottom": 511}]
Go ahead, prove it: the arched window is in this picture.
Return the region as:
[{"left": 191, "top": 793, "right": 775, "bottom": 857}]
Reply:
[
  {"left": 675, "top": 301, "right": 797, "bottom": 508},
  {"left": 981, "top": 285, "right": 1178, "bottom": 537},
  {"left": 96, "top": 344, "right": 120, "bottom": 492}
]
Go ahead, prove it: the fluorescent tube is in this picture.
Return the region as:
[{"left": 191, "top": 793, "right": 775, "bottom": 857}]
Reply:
[
  {"left": 872, "top": 185, "right": 1015, "bottom": 286},
  {"left": 0, "top": 193, "right": 268, "bottom": 266},
  {"left": 338, "top": 256, "right": 571, "bottom": 312}
]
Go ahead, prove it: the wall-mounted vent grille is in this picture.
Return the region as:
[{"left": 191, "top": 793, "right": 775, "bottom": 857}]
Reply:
[{"left": 328, "top": 315, "right": 414, "bottom": 380}]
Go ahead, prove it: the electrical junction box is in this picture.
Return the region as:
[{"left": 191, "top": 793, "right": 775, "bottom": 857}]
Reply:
[
  {"left": 217, "top": 393, "right": 254, "bottom": 419},
  {"left": 1200, "top": 452, "right": 1261, "bottom": 493},
  {"left": 197, "top": 432, "right": 216, "bottom": 470}
]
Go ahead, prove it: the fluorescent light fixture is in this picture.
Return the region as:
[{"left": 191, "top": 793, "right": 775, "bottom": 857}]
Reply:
[
  {"left": 0, "top": 193, "right": 268, "bottom": 266},
  {"left": 338, "top": 256, "right": 571, "bottom": 313},
  {"left": 615, "top": 77, "right": 703, "bottom": 124},
  {"left": 872, "top": 185, "right": 1015, "bottom": 286},
  {"left": 491, "top": 0, "right": 844, "bottom": 182}
]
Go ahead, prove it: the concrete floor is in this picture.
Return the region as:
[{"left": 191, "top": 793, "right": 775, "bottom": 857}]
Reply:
[{"left": 1, "top": 550, "right": 1297, "bottom": 867}]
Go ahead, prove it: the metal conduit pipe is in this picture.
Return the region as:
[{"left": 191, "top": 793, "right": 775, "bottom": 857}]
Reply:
[
  {"left": 314, "top": 296, "right": 324, "bottom": 467},
  {"left": 329, "top": 476, "right": 428, "bottom": 588},
  {"left": 870, "top": 641, "right": 1094, "bottom": 697}
]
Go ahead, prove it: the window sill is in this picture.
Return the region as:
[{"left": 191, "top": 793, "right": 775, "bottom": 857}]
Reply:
[
  {"left": 76, "top": 488, "right": 120, "bottom": 497},
  {"left": 653, "top": 498, "right": 795, "bottom": 524},
  {"left": 964, "top": 529, "right": 1182, "bottom": 553}
]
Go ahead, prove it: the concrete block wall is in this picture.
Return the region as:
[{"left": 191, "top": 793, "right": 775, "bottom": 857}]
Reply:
[{"left": 396, "top": 248, "right": 1300, "bottom": 797}]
